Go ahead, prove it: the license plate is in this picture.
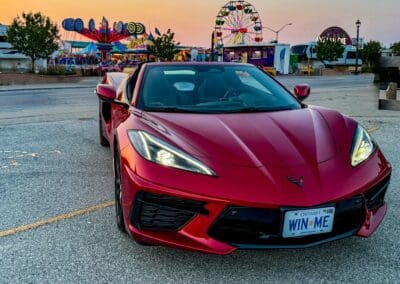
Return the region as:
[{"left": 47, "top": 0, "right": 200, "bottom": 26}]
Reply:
[{"left": 282, "top": 207, "right": 335, "bottom": 238}]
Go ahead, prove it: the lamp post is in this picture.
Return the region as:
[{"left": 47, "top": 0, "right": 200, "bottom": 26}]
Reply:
[
  {"left": 211, "top": 31, "right": 215, "bottom": 62},
  {"left": 264, "top": 23, "right": 293, "bottom": 43},
  {"left": 355, "top": 19, "right": 361, "bottom": 75}
]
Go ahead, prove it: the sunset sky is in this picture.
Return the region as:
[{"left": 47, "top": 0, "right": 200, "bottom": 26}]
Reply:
[{"left": 0, "top": 0, "right": 399, "bottom": 47}]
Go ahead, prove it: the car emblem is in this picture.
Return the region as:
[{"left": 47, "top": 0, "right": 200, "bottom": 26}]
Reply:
[{"left": 288, "top": 176, "right": 304, "bottom": 188}]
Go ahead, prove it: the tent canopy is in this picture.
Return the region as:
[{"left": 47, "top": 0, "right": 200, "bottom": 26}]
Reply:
[{"left": 77, "top": 42, "right": 99, "bottom": 56}]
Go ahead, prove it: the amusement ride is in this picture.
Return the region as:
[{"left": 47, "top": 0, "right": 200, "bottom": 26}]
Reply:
[
  {"left": 62, "top": 17, "right": 146, "bottom": 57},
  {"left": 214, "top": 0, "right": 263, "bottom": 48}
]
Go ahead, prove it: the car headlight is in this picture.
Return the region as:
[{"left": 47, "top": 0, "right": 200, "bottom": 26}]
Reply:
[
  {"left": 128, "top": 130, "right": 216, "bottom": 176},
  {"left": 351, "top": 125, "right": 375, "bottom": 167}
]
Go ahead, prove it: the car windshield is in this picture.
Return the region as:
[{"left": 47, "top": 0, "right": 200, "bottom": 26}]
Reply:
[{"left": 138, "top": 64, "right": 301, "bottom": 113}]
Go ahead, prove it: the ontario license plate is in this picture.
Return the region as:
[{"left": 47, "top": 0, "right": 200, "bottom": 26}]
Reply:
[{"left": 282, "top": 207, "right": 335, "bottom": 238}]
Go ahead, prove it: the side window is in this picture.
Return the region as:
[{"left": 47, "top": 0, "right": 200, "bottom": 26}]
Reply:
[{"left": 127, "top": 67, "right": 140, "bottom": 102}]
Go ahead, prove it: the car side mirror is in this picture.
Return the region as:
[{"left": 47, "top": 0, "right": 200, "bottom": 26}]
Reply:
[
  {"left": 294, "top": 84, "right": 311, "bottom": 101},
  {"left": 96, "top": 84, "right": 116, "bottom": 101}
]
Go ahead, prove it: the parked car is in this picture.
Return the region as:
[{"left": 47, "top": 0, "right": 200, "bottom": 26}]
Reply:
[{"left": 96, "top": 62, "right": 391, "bottom": 255}]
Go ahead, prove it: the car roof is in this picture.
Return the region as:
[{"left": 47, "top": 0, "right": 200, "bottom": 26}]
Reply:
[{"left": 143, "top": 62, "right": 254, "bottom": 67}]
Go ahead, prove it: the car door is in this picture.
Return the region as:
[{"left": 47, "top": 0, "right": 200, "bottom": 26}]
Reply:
[
  {"left": 111, "top": 66, "right": 144, "bottom": 143},
  {"left": 111, "top": 79, "right": 131, "bottom": 140}
]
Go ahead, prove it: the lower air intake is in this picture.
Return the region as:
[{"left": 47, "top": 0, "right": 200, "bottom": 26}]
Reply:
[
  {"left": 131, "top": 192, "right": 207, "bottom": 231},
  {"left": 364, "top": 175, "right": 390, "bottom": 210}
]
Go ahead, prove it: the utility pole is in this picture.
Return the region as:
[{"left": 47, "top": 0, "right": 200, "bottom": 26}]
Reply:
[{"left": 211, "top": 31, "right": 215, "bottom": 62}]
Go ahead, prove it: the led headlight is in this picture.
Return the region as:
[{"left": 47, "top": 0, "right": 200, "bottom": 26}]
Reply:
[
  {"left": 128, "top": 130, "right": 216, "bottom": 176},
  {"left": 351, "top": 125, "right": 375, "bottom": 167}
]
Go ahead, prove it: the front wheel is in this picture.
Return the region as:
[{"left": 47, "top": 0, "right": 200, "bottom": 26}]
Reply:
[{"left": 114, "top": 150, "right": 126, "bottom": 233}]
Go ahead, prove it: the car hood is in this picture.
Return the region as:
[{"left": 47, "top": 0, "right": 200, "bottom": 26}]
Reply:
[{"left": 140, "top": 107, "right": 340, "bottom": 168}]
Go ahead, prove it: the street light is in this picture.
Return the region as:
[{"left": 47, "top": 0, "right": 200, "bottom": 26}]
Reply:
[
  {"left": 355, "top": 19, "right": 361, "bottom": 75},
  {"left": 264, "top": 23, "right": 293, "bottom": 43}
]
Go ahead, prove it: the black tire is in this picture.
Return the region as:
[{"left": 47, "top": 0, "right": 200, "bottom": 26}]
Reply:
[
  {"left": 99, "top": 106, "right": 109, "bottom": 147},
  {"left": 114, "top": 149, "right": 126, "bottom": 233}
]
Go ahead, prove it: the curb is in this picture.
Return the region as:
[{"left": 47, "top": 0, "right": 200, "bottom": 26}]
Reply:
[{"left": 0, "top": 85, "right": 95, "bottom": 92}]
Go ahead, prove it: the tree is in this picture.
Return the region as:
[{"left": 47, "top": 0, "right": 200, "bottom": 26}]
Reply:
[
  {"left": 6, "top": 12, "right": 59, "bottom": 72},
  {"left": 360, "top": 41, "right": 382, "bottom": 68},
  {"left": 316, "top": 38, "right": 345, "bottom": 66},
  {"left": 147, "top": 29, "right": 180, "bottom": 61},
  {"left": 391, "top": 42, "right": 400, "bottom": 56}
]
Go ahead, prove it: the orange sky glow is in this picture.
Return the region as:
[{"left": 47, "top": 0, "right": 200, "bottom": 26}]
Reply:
[{"left": 0, "top": 0, "right": 399, "bottom": 47}]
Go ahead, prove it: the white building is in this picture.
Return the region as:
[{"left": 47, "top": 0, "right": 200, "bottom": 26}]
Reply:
[
  {"left": 291, "top": 41, "right": 363, "bottom": 67},
  {"left": 0, "top": 24, "right": 46, "bottom": 72},
  {"left": 222, "top": 43, "right": 291, "bottom": 74}
]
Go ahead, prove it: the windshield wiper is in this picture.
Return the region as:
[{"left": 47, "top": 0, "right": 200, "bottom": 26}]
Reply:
[
  {"left": 143, "top": 107, "right": 207, "bottom": 113},
  {"left": 225, "top": 107, "right": 296, "bottom": 113},
  {"left": 224, "top": 107, "right": 269, "bottom": 113}
]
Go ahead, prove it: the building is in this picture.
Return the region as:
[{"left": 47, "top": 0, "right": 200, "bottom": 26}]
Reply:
[
  {"left": 291, "top": 41, "right": 362, "bottom": 67},
  {"left": 0, "top": 24, "right": 32, "bottom": 72},
  {"left": 291, "top": 26, "right": 363, "bottom": 69},
  {"left": 382, "top": 48, "right": 395, "bottom": 57},
  {"left": 0, "top": 23, "right": 47, "bottom": 72},
  {"left": 221, "top": 43, "right": 291, "bottom": 74}
]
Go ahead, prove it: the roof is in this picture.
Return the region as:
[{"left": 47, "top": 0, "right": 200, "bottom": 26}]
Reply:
[
  {"left": 176, "top": 46, "right": 206, "bottom": 50},
  {"left": 0, "top": 52, "right": 29, "bottom": 59},
  {"left": 120, "top": 49, "right": 150, "bottom": 54},
  {"left": 76, "top": 42, "right": 98, "bottom": 55},
  {"left": 65, "top": 40, "right": 91, "bottom": 49},
  {"left": 223, "top": 43, "right": 290, "bottom": 48},
  {"left": 143, "top": 62, "right": 253, "bottom": 67}
]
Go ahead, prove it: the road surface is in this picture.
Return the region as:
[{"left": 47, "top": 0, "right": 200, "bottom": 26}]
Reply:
[{"left": 0, "top": 75, "right": 399, "bottom": 283}]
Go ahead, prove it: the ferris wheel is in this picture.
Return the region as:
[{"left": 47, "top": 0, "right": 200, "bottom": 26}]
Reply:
[{"left": 214, "top": 0, "right": 263, "bottom": 48}]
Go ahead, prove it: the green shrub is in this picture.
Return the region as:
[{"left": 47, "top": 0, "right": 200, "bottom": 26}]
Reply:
[
  {"left": 47, "top": 64, "right": 66, "bottom": 75},
  {"left": 361, "top": 66, "right": 372, "bottom": 73},
  {"left": 43, "top": 64, "right": 76, "bottom": 76}
]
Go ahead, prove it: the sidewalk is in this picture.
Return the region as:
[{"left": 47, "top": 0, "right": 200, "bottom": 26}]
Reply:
[{"left": 0, "top": 77, "right": 99, "bottom": 92}]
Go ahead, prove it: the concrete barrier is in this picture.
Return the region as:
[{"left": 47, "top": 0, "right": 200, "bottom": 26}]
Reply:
[
  {"left": 378, "top": 81, "right": 400, "bottom": 110},
  {"left": 379, "top": 99, "right": 400, "bottom": 111}
]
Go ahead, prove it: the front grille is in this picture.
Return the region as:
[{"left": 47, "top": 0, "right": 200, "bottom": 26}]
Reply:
[
  {"left": 364, "top": 175, "right": 391, "bottom": 210},
  {"left": 208, "top": 207, "right": 282, "bottom": 244},
  {"left": 131, "top": 192, "right": 207, "bottom": 231},
  {"left": 208, "top": 196, "right": 365, "bottom": 248}
]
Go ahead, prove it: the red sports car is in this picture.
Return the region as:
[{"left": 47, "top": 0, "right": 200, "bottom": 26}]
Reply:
[{"left": 96, "top": 62, "right": 391, "bottom": 255}]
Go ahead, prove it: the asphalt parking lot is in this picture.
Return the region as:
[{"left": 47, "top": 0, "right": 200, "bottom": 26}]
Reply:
[{"left": 0, "top": 75, "right": 399, "bottom": 283}]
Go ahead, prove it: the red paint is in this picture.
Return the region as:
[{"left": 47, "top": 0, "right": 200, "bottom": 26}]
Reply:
[
  {"left": 357, "top": 204, "right": 387, "bottom": 237},
  {"left": 96, "top": 84, "right": 116, "bottom": 101},
  {"left": 97, "top": 63, "right": 392, "bottom": 254},
  {"left": 294, "top": 84, "right": 311, "bottom": 101}
]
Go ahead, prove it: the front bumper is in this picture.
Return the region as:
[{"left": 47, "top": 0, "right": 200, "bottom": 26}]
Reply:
[{"left": 122, "top": 164, "right": 391, "bottom": 255}]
